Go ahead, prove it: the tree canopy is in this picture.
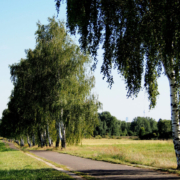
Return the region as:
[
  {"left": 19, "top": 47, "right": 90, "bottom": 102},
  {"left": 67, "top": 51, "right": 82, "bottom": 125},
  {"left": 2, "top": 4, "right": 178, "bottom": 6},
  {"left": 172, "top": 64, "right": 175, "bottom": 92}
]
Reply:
[{"left": 55, "top": 0, "right": 180, "bottom": 107}]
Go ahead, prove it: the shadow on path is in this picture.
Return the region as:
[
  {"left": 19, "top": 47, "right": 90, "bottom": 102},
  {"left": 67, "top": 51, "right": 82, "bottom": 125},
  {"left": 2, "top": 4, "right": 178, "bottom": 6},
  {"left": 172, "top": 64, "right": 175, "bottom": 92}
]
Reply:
[{"left": 79, "top": 169, "right": 180, "bottom": 180}]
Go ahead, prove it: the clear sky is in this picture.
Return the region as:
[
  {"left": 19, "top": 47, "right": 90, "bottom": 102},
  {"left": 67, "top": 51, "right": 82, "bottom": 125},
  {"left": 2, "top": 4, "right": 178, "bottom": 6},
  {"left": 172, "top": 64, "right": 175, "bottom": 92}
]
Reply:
[{"left": 0, "top": 0, "right": 171, "bottom": 122}]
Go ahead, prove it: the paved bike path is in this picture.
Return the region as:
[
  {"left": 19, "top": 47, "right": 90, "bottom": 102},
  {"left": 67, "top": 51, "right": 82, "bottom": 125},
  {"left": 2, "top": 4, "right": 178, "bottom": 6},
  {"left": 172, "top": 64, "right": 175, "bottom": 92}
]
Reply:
[{"left": 29, "top": 150, "right": 180, "bottom": 180}]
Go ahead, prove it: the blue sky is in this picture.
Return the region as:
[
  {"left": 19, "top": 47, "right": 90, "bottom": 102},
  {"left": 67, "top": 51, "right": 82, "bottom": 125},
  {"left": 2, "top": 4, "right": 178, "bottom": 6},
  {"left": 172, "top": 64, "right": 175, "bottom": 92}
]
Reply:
[{"left": 0, "top": 0, "right": 171, "bottom": 121}]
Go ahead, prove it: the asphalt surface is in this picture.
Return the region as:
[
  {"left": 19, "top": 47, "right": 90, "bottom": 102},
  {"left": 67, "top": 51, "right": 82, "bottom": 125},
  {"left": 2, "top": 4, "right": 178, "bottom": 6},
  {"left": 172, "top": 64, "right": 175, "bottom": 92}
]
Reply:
[
  {"left": 29, "top": 150, "right": 180, "bottom": 180},
  {"left": 3, "top": 141, "right": 180, "bottom": 180}
]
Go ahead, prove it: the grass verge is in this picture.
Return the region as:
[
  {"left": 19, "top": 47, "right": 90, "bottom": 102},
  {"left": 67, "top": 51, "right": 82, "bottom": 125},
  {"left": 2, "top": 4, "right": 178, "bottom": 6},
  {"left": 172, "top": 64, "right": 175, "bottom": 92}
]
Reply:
[{"left": 0, "top": 140, "right": 74, "bottom": 180}]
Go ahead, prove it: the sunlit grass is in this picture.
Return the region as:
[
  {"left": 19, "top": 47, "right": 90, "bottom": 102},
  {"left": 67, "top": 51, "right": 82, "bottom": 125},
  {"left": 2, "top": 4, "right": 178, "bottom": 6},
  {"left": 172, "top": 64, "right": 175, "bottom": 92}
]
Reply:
[
  {"left": 62, "top": 139, "right": 177, "bottom": 169},
  {"left": 0, "top": 141, "right": 73, "bottom": 180},
  {"left": 22, "top": 138, "right": 179, "bottom": 173}
]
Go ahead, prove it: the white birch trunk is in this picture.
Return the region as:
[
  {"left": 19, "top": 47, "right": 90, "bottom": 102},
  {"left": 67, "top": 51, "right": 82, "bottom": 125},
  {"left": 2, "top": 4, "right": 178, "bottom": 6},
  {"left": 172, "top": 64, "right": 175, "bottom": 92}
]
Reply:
[
  {"left": 59, "top": 122, "right": 62, "bottom": 140},
  {"left": 20, "top": 137, "right": 24, "bottom": 146},
  {"left": 168, "top": 76, "right": 180, "bottom": 168},
  {"left": 43, "top": 130, "right": 47, "bottom": 146},
  {"left": 41, "top": 133, "right": 44, "bottom": 147},
  {"left": 27, "top": 135, "right": 31, "bottom": 147},
  {"left": 163, "top": 58, "right": 180, "bottom": 169},
  {"left": 61, "top": 121, "right": 66, "bottom": 148},
  {"left": 47, "top": 124, "right": 51, "bottom": 146}
]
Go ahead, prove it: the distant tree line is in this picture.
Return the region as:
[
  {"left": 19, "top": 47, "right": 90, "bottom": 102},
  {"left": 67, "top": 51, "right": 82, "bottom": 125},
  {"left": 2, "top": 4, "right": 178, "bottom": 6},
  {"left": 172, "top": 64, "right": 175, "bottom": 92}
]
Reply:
[{"left": 94, "top": 111, "right": 172, "bottom": 140}]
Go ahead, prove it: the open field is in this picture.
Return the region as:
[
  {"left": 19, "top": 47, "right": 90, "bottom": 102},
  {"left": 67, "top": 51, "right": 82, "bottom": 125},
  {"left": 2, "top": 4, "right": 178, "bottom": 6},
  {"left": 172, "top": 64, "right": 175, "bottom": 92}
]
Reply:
[
  {"left": 0, "top": 140, "right": 73, "bottom": 180},
  {"left": 62, "top": 139, "right": 177, "bottom": 170},
  {"left": 24, "top": 138, "right": 177, "bottom": 171}
]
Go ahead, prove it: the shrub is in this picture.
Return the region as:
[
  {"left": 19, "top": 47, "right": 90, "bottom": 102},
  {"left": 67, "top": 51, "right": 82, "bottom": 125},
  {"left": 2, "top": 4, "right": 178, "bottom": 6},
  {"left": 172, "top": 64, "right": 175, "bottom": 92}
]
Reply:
[{"left": 95, "top": 135, "right": 102, "bottom": 139}]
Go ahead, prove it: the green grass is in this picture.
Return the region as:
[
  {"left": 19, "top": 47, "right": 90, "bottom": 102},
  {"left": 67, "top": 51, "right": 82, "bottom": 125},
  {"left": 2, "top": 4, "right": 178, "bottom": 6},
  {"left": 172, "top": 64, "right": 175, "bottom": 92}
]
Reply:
[{"left": 0, "top": 141, "right": 74, "bottom": 180}]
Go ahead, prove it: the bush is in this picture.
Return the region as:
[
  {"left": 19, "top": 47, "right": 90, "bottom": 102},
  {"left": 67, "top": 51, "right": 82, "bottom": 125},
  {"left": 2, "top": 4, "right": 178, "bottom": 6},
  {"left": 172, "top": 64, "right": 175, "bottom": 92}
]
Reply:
[
  {"left": 103, "top": 135, "right": 110, "bottom": 139},
  {"left": 95, "top": 135, "right": 102, "bottom": 139},
  {"left": 139, "top": 127, "right": 146, "bottom": 139},
  {"left": 116, "top": 136, "right": 121, "bottom": 139},
  {"left": 111, "top": 136, "right": 121, "bottom": 139}
]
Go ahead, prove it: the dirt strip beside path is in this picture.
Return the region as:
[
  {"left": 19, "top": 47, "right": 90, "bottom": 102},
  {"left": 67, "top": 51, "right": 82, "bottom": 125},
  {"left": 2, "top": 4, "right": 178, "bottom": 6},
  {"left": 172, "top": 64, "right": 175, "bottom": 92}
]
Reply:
[
  {"left": 30, "top": 150, "right": 180, "bottom": 180},
  {"left": 3, "top": 140, "right": 19, "bottom": 150}
]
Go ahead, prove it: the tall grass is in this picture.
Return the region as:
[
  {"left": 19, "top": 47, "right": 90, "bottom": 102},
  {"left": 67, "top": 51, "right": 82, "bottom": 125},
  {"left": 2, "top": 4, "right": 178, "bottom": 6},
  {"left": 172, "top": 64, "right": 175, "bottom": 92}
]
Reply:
[{"left": 60, "top": 139, "right": 177, "bottom": 169}]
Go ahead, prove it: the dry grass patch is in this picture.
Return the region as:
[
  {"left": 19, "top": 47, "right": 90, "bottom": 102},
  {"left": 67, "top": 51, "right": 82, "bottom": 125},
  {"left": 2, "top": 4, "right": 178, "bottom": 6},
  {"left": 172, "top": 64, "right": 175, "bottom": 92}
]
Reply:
[{"left": 60, "top": 139, "right": 177, "bottom": 169}]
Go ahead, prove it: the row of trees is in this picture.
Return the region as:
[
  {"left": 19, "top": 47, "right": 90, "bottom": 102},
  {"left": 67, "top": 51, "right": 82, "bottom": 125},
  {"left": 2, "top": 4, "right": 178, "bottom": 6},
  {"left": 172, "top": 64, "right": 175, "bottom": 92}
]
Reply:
[
  {"left": 94, "top": 111, "right": 172, "bottom": 139},
  {"left": 0, "top": 17, "right": 101, "bottom": 148}
]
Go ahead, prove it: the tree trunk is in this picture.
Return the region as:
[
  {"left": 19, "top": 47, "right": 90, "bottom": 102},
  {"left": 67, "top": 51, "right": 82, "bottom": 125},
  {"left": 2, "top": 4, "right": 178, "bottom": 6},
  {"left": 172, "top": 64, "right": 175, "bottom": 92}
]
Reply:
[
  {"left": 43, "top": 130, "right": 47, "bottom": 147},
  {"left": 56, "top": 122, "right": 60, "bottom": 147},
  {"left": 32, "top": 135, "right": 35, "bottom": 146},
  {"left": 41, "top": 133, "right": 44, "bottom": 148},
  {"left": 168, "top": 76, "right": 180, "bottom": 169},
  {"left": 27, "top": 135, "right": 31, "bottom": 147},
  {"left": 162, "top": 58, "right": 180, "bottom": 169},
  {"left": 61, "top": 121, "right": 66, "bottom": 149},
  {"left": 20, "top": 137, "right": 24, "bottom": 147},
  {"left": 47, "top": 124, "right": 51, "bottom": 147}
]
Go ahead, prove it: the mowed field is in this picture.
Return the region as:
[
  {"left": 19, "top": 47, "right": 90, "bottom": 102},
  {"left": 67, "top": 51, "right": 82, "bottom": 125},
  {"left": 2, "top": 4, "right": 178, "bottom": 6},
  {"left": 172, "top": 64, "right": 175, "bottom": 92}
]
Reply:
[{"left": 60, "top": 138, "right": 177, "bottom": 170}]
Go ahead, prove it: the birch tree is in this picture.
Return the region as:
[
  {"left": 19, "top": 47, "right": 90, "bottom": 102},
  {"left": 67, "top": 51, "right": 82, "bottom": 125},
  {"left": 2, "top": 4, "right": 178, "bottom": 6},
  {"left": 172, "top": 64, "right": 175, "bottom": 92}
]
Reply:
[
  {"left": 55, "top": 0, "right": 180, "bottom": 168},
  {"left": 3, "top": 17, "right": 101, "bottom": 148},
  {"left": 34, "top": 17, "right": 101, "bottom": 148}
]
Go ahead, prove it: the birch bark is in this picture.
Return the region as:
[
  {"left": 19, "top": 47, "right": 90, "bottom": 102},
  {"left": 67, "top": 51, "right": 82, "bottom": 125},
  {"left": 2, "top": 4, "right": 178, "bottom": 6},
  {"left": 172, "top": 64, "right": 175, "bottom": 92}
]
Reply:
[
  {"left": 163, "top": 58, "right": 180, "bottom": 169},
  {"left": 61, "top": 121, "right": 66, "bottom": 149},
  {"left": 40, "top": 133, "right": 44, "bottom": 147},
  {"left": 20, "top": 137, "right": 24, "bottom": 147},
  {"left": 27, "top": 135, "right": 31, "bottom": 147},
  {"left": 43, "top": 130, "right": 47, "bottom": 146},
  {"left": 47, "top": 124, "right": 51, "bottom": 146},
  {"left": 168, "top": 75, "right": 180, "bottom": 168}
]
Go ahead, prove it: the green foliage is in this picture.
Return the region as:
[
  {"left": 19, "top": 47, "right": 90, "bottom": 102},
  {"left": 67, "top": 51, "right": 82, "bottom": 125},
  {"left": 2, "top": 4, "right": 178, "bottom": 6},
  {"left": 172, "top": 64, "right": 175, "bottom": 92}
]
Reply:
[
  {"left": 55, "top": 1, "right": 180, "bottom": 109},
  {"left": 158, "top": 119, "right": 172, "bottom": 140},
  {"left": 0, "top": 17, "right": 101, "bottom": 146},
  {"left": 94, "top": 111, "right": 120, "bottom": 137},
  {"left": 130, "top": 117, "right": 158, "bottom": 136},
  {"left": 94, "top": 113, "right": 171, "bottom": 140},
  {"left": 139, "top": 127, "right": 146, "bottom": 139}
]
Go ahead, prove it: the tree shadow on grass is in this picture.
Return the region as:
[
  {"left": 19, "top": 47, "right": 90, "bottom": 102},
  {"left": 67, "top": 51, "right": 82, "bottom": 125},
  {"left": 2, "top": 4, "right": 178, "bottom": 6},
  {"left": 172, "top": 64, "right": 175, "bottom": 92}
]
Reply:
[
  {"left": 0, "top": 168, "right": 73, "bottom": 180},
  {"left": 0, "top": 142, "right": 17, "bottom": 152},
  {"left": 79, "top": 169, "right": 180, "bottom": 180}
]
